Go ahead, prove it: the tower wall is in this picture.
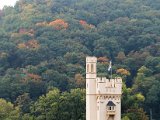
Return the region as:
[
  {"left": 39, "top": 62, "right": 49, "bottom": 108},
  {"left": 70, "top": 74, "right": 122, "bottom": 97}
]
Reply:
[{"left": 86, "top": 57, "right": 97, "bottom": 120}]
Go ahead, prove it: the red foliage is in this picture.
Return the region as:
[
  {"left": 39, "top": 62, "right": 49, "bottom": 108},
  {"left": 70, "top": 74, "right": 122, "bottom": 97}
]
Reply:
[
  {"left": 27, "top": 73, "right": 41, "bottom": 80},
  {"left": 19, "top": 28, "right": 27, "bottom": 34},
  {"left": 79, "top": 20, "right": 87, "bottom": 25},
  {"left": 79, "top": 20, "right": 95, "bottom": 29}
]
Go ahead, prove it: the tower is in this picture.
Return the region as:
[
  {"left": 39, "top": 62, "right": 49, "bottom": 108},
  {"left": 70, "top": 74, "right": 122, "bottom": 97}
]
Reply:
[
  {"left": 86, "top": 56, "right": 97, "bottom": 120},
  {"left": 86, "top": 56, "right": 122, "bottom": 120}
]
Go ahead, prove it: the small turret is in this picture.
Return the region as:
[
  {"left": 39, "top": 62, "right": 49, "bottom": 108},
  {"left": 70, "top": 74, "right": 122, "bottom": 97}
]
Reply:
[{"left": 86, "top": 56, "right": 97, "bottom": 79}]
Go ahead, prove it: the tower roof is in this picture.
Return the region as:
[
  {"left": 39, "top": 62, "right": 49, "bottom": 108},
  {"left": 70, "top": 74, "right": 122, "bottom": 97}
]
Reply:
[{"left": 106, "top": 101, "right": 116, "bottom": 106}]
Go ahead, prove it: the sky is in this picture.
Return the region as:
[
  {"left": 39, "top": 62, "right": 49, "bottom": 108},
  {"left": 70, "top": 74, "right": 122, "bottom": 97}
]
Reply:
[{"left": 0, "top": 0, "right": 18, "bottom": 9}]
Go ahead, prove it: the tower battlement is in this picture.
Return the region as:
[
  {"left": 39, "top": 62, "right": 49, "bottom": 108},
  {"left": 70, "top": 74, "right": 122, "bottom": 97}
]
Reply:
[
  {"left": 86, "top": 56, "right": 122, "bottom": 120},
  {"left": 96, "top": 77, "right": 122, "bottom": 84},
  {"left": 96, "top": 77, "right": 122, "bottom": 95},
  {"left": 86, "top": 56, "right": 97, "bottom": 63}
]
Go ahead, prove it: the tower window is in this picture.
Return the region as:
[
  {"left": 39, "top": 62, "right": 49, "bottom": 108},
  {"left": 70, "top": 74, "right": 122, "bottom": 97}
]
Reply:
[
  {"left": 108, "top": 106, "right": 115, "bottom": 111},
  {"left": 91, "top": 64, "right": 94, "bottom": 73},
  {"left": 87, "top": 64, "right": 89, "bottom": 72}
]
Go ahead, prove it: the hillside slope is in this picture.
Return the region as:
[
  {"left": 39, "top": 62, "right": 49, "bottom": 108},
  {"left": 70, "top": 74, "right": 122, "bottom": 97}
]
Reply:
[{"left": 0, "top": 0, "right": 160, "bottom": 119}]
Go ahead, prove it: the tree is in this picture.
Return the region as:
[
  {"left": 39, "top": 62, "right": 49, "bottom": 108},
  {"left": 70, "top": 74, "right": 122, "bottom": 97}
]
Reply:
[
  {"left": 31, "top": 88, "right": 85, "bottom": 120},
  {"left": 0, "top": 99, "right": 20, "bottom": 120},
  {"left": 15, "top": 93, "right": 32, "bottom": 113},
  {"left": 125, "top": 108, "right": 149, "bottom": 120},
  {"left": 75, "top": 73, "right": 85, "bottom": 88}
]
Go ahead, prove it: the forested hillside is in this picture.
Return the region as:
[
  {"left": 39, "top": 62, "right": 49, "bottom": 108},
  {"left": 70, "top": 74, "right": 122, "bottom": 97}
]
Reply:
[{"left": 0, "top": 0, "right": 160, "bottom": 119}]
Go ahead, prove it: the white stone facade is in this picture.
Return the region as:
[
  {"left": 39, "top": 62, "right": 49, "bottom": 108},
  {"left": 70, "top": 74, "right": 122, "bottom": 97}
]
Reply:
[{"left": 86, "top": 56, "right": 122, "bottom": 120}]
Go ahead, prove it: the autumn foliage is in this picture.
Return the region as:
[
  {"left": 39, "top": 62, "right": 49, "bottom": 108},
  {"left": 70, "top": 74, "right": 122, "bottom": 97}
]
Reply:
[
  {"left": 75, "top": 73, "right": 85, "bottom": 87},
  {"left": 97, "top": 57, "right": 109, "bottom": 63},
  {"left": 11, "top": 28, "right": 35, "bottom": 38},
  {"left": 116, "top": 68, "right": 130, "bottom": 76},
  {"left": 18, "top": 28, "right": 35, "bottom": 36},
  {"left": 49, "top": 19, "right": 69, "bottom": 30},
  {"left": 36, "top": 19, "right": 69, "bottom": 30},
  {"left": 17, "top": 40, "right": 40, "bottom": 50},
  {"left": 27, "top": 73, "right": 41, "bottom": 80},
  {"left": 22, "top": 73, "right": 42, "bottom": 83},
  {"left": 79, "top": 20, "right": 95, "bottom": 29},
  {"left": 36, "top": 19, "right": 95, "bottom": 30}
]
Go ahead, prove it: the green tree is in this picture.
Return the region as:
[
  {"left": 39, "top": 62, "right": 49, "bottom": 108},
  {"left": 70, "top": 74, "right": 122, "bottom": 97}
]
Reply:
[
  {"left": 31, "top": 88, "right": 85, "bottom": 120},
  {"left": 0, "top": 99, "right": 20, "bottom": 120}
]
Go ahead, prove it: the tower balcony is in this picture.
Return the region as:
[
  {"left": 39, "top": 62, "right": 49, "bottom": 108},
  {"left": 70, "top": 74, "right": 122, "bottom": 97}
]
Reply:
[{"left": 106, "top": 110, "right": 116, "bottom": 115}]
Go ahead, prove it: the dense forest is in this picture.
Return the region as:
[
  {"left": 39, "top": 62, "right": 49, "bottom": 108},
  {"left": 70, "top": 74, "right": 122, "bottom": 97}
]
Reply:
[{"left": 0, "top": 0, "right": 160, "bottom": 119}]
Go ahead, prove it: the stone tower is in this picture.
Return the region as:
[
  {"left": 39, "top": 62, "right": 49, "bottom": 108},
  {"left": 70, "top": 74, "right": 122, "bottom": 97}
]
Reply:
[{"left": 86, "top": 56, "right": 122, "bottom": 120}]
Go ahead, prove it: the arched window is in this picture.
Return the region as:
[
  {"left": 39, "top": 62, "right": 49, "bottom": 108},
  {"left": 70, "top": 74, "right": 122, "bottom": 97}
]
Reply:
[{"left": 91, "top": 64, "right": 94, "bottom": 73}]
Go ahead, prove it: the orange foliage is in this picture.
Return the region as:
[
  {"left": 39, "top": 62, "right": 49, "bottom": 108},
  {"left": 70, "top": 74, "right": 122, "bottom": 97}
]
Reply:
[
  {"left": 79, "top": 20, "right": 95, "bottom": 29},
  {"left": 36, "top": 19, "right": 69, "bottom": 30},
  {"left": 49, "top": 19, "right": 69, "bottom": 30},
  {"left": 97, "top": 57, "right": 109, "bottom": 63},
  {"left": 116, "top": 68, "right": 130, "bottom": 76},
  {"left": 17, "top": 40, "right": 40, "bottom": 50}
]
